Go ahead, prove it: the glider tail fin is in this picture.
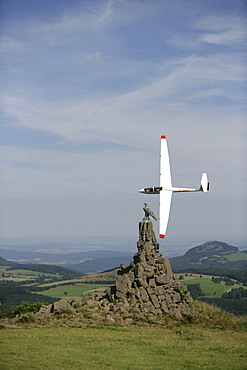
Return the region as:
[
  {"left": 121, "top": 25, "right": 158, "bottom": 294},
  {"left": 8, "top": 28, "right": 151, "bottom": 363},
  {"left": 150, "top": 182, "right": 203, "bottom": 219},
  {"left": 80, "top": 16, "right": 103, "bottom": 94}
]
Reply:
[{"left": 200, "top": 173, "right": 210, "bottom": 192}]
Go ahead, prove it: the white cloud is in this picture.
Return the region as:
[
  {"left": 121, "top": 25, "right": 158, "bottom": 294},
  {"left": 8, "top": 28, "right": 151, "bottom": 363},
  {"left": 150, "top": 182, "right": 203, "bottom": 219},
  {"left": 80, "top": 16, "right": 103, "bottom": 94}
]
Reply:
[
  {"left": 169, "top": 15, "right": 247, "bottom": 49},
  {"left": 196, "top": 16, "right": 247, "bottom": 45},
  {"left": 1, "top": 50, "right": 245, "bottom": 151}
]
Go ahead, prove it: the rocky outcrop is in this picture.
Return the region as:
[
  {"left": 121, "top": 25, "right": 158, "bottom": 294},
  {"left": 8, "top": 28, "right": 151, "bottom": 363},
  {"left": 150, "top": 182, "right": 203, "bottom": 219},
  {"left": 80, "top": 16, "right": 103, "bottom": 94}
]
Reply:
[
  {"left": 32, "top": 221, "right": 195, "bottom": 324},
  {"left": 102, "top": 221, "right": 194, "bottom": 319}
]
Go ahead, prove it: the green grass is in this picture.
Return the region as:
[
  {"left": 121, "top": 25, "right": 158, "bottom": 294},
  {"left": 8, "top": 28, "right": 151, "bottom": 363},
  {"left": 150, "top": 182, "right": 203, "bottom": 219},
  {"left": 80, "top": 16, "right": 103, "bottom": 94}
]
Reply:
[
  {"left": 0, "top": 266, "right": 8, "bottom": 274},
  {"left": 0, "top": 326, "right": 246, "bottom": 369},
  {"left": 37, "top": 283, "right": 110, "bottom": 298},
  {"left": 224, "top": 252, "right": 247, "bottom": 262},
  {"left": 183, "top": 278, "right": 225, "bottom": 297}
]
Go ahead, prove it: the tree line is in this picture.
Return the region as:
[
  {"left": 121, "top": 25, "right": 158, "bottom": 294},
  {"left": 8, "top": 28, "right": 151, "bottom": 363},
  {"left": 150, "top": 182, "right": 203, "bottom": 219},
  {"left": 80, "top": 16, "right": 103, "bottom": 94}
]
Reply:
[{"left": 0, "top": 285, "right": 58, "bottom": 312}]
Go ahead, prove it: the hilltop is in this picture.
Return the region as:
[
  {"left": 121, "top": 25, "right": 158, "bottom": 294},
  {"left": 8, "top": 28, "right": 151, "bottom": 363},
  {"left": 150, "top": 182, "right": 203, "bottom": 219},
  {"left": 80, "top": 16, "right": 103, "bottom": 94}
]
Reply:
[
  {"left": 170, "top": 241, "right": 247, "bottom": 271},
  {"left": 0, "top": 256, "right": 15, "bottom": 266},
  {"left": 184, "top": 241, "right": 238, "bottom": 256}
]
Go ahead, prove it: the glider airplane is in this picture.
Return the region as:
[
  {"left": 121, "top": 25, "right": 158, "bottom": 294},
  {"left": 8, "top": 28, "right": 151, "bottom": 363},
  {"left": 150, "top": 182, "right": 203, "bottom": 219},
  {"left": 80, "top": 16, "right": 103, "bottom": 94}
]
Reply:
[{"left": 139, "top": 135, "right": 209, "bottom": 239}]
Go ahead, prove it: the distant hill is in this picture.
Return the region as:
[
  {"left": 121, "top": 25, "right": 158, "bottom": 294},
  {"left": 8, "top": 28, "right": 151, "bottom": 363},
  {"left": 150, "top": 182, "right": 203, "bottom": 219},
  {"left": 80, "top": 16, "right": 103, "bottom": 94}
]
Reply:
[
  {"left": 1, "top": 241, "right": 246, "bottom": 275},
  {"left": 184, "top": 241, "right": 238, "bottom": 257},
  {"left": 64, "top": 255, "right": 133, "bottom": 274},
  {"left": 0, "top": 256, "right": 15, "bottom": 266},
  {"left": 0, "top": 248, "right": 133, "bottom": 264},
  {"left": 170, "top": 241, "right": 247, "bottom": 271},
  {"left": 65, "top": 241, "right": 247, "bottom": 274}
]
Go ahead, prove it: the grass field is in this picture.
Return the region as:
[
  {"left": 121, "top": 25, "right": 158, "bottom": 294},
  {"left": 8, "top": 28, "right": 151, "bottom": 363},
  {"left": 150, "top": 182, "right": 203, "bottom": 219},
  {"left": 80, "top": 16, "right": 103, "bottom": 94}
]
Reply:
[
  {"left": 1, "top": 326, "right": 246, "bottom": 369},
  {"left": 37, "top": 283, "right": 110, "bottom": 298},
  {"left": 0, "top": 266, "right": 8, "bottom": 274},
  {"left": 224, "top": 252, "right": 247, "bottom": 262},
  {"left": 183, "top": 278, "right": 225, "bottom": 297}
]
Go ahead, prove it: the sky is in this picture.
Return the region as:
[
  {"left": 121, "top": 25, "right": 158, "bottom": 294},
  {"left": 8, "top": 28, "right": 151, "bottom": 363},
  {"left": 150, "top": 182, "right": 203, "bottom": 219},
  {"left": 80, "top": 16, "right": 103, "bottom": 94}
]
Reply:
[{"left": 0, "top": 0, "right": 246, "bottom": 246}]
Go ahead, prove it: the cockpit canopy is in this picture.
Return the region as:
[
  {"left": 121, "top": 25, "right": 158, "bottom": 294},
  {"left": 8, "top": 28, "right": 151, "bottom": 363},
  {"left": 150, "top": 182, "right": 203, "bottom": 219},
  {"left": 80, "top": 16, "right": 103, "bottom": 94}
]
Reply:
[{"left": 143, "top": 187, "right": 163, "bottom": 194}]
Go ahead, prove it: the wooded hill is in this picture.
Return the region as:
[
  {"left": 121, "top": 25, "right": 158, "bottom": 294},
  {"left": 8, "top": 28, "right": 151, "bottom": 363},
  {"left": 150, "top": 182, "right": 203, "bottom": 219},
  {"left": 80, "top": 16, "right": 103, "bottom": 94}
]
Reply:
[
  {"left": 170, "top": 241, "right": 247, "bottom": 271},
  {"left": 0, "top": 256, "right": 15, "bottom": 266}
]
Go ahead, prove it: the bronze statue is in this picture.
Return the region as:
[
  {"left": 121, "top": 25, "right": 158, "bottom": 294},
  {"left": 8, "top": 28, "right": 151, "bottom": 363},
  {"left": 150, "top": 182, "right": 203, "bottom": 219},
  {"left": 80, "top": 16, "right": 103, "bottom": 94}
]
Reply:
[{"left": 143, "top": 203, "right": 157, "bottom": 221}]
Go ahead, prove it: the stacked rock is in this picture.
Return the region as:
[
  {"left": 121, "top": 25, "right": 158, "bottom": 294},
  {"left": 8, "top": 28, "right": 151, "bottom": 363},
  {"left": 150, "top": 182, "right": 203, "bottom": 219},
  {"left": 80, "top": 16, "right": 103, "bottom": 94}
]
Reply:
[
  {"left": 105, "top": 221, "right": 194, "bottom": 319},
  {"left": 33, "top": 220, "right": 195, "bottom": 323}
]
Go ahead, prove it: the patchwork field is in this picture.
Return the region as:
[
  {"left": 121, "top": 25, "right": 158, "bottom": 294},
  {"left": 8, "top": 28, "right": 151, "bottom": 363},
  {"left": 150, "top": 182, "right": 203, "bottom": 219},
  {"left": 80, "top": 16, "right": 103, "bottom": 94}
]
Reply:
[
  {"left": 0, "top": 267, "right": 61, "bottom": 282},
  {"left": 175, "top": 274, "right": 245, "bottom": 296},
  {"left": 36, "top": 273, "right": 244, "bottom": 299}
]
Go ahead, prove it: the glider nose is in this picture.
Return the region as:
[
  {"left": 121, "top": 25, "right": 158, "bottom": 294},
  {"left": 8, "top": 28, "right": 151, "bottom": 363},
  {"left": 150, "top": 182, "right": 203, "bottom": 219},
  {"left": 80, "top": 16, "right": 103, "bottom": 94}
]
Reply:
[{"left": 139, "top": 188, "right": 145, "bottom": 193}]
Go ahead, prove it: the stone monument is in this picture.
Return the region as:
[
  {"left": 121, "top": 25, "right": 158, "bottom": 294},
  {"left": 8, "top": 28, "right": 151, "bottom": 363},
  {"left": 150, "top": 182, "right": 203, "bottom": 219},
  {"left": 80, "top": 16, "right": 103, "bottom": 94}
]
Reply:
[
  {"left": 104, "top": 220, "right": 194, "bottom": 319},
  {"left": 33, "top": 219, "right": 195, "bottom": 323}
]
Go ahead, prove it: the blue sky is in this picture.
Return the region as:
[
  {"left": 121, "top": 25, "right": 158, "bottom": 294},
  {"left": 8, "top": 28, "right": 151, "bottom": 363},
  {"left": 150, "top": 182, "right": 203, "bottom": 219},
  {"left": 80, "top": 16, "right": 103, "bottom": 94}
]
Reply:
[{"left": 0, "top": 0, "right": 246, "bottom": 245}]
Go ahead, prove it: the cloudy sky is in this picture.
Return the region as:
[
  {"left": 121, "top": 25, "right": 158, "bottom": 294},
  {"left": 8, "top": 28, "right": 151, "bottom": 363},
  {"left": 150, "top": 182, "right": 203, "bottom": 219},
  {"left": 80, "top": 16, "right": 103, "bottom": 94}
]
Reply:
[{"left": 0, "top": 0, "right": 246, "bottom": 245}]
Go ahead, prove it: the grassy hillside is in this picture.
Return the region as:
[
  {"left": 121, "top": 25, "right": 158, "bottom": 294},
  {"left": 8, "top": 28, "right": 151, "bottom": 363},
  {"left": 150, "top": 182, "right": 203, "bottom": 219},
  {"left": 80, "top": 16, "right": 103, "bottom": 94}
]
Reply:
[
  {"left": 1, "top": 327, "right": 246, "bottom": 370},
  {"left": 1, "top": 304, "right": 247, "bottom": 370},
  {"left": 225, "top": 252, "right": 247, "bottom": 262}
]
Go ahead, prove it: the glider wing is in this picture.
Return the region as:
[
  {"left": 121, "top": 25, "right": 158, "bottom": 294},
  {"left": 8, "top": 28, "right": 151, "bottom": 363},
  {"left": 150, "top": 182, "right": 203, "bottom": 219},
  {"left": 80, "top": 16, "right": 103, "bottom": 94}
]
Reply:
[
  {"left": 160, "top": 135, "right": 172, "bottom": 189},
  {"left": 159, "top": 135, "right": 173, "bottom": 238},
  {"left": 159, "top": 190, "right": 172, "bottom": 238}
]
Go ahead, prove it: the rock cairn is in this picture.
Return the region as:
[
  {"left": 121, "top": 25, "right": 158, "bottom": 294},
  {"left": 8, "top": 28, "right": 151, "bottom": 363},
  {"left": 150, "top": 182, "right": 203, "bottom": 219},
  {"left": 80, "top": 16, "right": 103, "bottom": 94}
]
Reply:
[
  {"left": 102, "top": 221, "right": 194, "bottom": 319},
  {"left": 23, "top": 220, "right": 194, "bottom": 325}
]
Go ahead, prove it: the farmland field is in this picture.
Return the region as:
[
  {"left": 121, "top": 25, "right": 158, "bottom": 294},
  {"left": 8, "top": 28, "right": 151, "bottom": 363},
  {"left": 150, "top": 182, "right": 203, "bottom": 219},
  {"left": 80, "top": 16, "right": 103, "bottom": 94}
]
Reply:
[
  {"left": 0, "top": 269, "right": 61, "bottom": 282},
  {"left": 183, "top": 278, "right": 225, "bottom": 297},
  {"left": 224, "top": 252, "right": 247, "bottom": 262}
]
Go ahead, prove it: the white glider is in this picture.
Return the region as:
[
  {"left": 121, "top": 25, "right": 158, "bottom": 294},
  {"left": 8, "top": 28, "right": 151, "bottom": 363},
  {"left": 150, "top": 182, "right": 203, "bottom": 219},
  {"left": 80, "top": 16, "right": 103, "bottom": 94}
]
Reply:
[{"left": 139, "top": 135, "right": 209, "bottom": 238}]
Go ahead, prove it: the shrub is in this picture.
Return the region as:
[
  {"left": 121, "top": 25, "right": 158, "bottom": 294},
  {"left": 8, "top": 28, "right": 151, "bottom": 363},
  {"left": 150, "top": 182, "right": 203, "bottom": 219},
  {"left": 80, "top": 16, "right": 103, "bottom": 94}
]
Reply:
[
  {"left": 5, "top": 302, "right": 47, "bottom": 318},
  {"left": 18, "top": 312, "right": 35, "bottom": 323}
]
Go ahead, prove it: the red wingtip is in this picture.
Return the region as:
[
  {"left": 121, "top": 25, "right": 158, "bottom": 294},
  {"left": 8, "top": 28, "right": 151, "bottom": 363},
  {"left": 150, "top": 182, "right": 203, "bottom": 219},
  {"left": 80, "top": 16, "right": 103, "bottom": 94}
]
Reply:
[
  {"left": 159, "top": 234, "right": 166, "bottom": 238},
  {"left": 161, "top": 135, "right": 166, "bottom": 139}
]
